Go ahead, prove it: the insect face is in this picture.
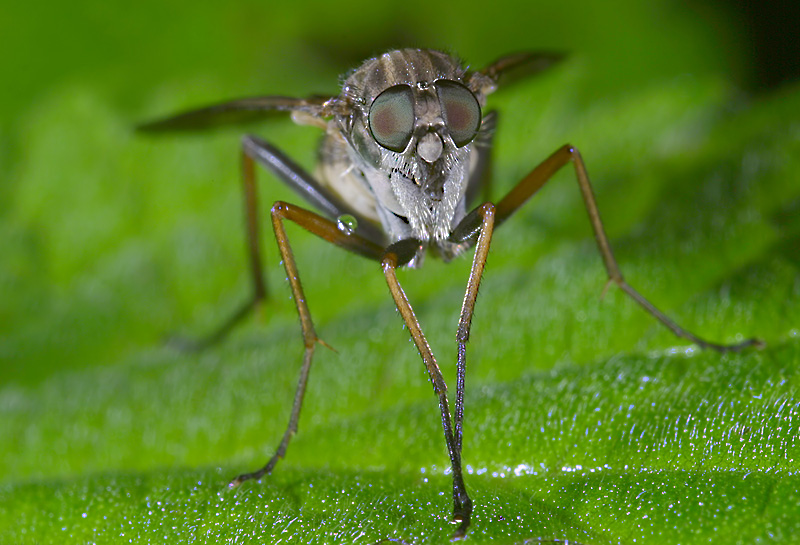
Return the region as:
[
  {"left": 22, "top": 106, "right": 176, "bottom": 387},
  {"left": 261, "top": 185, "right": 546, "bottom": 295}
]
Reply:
[{"left": 330, "top": 50, "right": 494, "bottom": 254}]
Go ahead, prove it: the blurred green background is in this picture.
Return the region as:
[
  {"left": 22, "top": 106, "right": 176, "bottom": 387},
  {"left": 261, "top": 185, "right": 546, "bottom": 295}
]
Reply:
[{"left": 1, "top": 0, "right": 799, "bottom": 543}]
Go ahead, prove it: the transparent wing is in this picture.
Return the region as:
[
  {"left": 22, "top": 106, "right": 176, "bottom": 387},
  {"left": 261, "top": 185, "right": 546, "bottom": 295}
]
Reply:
[{"left": 137, "top": 95, "right": 333, "bottom": 132}]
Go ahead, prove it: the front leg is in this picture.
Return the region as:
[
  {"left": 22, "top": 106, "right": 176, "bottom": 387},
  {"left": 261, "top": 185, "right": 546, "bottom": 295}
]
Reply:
[
  {"left": 382, "top": 240, "right": 472, "bottom": 539},
  {"left": 230, "top": 201, "right": 383, "bottom": 486},
  {"left": 494, "top": 144, "right": 762, "bottom": 352},
  {"left": 447, "top": 203, "right": 497, "bottom": 460}
]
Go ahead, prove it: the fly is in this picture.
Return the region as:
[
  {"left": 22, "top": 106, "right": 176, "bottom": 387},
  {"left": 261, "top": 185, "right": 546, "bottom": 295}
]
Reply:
[{"left": 140, "top": 48, "right": 762, "bottom": 539}]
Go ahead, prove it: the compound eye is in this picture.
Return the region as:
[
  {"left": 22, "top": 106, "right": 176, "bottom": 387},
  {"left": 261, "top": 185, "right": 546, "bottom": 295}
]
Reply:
[
  {"left": 368, "top": 84, "right": 414, "bottom": 152},
  {"left": 435, "top": 80, "right": 481, "bottom": 147}
]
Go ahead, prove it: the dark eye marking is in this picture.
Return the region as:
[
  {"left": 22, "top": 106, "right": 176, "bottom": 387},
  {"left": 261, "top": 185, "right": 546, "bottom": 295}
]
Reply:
[
  {"left": 368, "top": 84, "right": 414, "bottom": 152},
  {"left": 434, "top": 80, "right": 481, "bottom": 147}
]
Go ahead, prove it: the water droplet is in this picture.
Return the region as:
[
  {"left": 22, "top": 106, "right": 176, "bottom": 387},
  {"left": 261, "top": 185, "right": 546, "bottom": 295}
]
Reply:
[{"left": 337, "top": 214, "right": 358, "bottom": 235}]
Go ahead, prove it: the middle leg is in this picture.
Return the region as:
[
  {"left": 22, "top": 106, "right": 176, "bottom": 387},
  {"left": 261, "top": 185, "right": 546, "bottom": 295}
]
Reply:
[
  {"left": 493, "top": 144, "right": 762, "bottom": 352},
  {"left": 172, "top": 135, "right": 384, "bottom": 351}
]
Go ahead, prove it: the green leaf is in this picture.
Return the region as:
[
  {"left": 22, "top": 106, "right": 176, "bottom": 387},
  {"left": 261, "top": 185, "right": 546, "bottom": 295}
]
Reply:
[{"left": 1, "top": 0, "right": 799, "bottom": 543}]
